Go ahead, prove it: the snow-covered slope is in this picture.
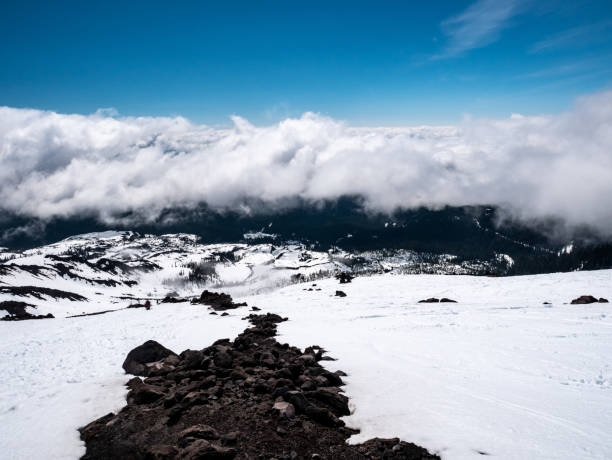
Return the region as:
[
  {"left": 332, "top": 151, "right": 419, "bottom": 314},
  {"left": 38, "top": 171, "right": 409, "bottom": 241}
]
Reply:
[
  {"left": 1, "top": 233, "right": 611, "bottom": 460},
  {"left": 250, "top": 272, "right": 612, "bottom": 460},
  {"left": 0, "top": 231, "right": 505, "bottom": 318}
]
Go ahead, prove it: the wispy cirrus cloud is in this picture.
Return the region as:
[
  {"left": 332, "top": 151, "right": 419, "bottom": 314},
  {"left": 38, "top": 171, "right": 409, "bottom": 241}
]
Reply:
[
  {"left": 516, "top": 54, "right": 612, "bottom": 79},
  {"left": 529, "top": 21, "right": 612, "bottom": 54},
  {"left": 433, "top": 0, "right": 529, "bottom": 59}
]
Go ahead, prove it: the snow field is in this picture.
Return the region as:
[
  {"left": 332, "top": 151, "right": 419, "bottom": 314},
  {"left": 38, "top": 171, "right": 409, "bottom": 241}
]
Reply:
[
  {"left": 0, "top": 304, "right": 247, "bottom": 460},
  {"left": 247, "top": 271, "right": 612, "bottom": 459},
  {"left": 0, "top": 270, "right": 610, "bottom": 459}
]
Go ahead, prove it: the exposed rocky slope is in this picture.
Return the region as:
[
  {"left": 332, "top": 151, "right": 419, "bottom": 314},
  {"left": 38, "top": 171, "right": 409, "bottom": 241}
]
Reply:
[{"left": 80, "top": 312, "right": 439, "bottom": 460}]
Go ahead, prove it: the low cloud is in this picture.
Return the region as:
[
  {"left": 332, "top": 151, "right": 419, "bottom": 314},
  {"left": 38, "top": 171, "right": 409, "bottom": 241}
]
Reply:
[{"left": 1, "top": 90, "right": 612, "bottom": 235}]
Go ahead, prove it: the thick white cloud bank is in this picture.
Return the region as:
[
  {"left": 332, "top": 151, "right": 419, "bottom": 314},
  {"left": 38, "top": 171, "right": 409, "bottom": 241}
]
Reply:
[{"left": 1, "top": 90, "right": 612, "bottom": 234}]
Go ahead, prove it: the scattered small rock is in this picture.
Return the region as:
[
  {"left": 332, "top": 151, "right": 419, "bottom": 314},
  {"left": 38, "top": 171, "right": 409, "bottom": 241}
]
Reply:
[
  {"left": 179, "top": 424, "right": 219, "bottom": 440},
  {"left": 273, "top": 401, "right": 296, "bottom": 418}
]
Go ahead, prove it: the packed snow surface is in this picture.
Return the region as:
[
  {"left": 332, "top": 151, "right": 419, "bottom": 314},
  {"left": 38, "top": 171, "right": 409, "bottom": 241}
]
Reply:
[
  {"left": 1, "top": 263, "right": 611, "bottom": 459},
  {"left": 250, "top": 272, "right": 612, "bottom": 459}
]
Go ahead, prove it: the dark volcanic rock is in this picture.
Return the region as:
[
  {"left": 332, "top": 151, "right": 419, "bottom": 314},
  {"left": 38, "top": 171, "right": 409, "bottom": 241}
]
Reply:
[
  {"left": 122, "top": 340, "right": 178, "bottom": 377},
  {"left": 128, "top": 383, "right": 165, "bottom": 404},
  {"left": 1, "top": 312, "right": 54, "bottom": 321},
  {"left": 418, "top": 297, "right": 440, "bottom": 303},
  {"left": 180, "top": 439, "right": 237, "bottom": 459},
  {"left": 94, "top": 257, "right": 133, "bottom": 275},
  {"left": 335, "top": 290, "right": 347, "bottom": 297},
  {"left": 194, "top": 290, "right": 248, "bottom": 311},
  {"left": 335, "top": 272, "right": 354, "bottom": 284},
  {"left": 571, "top": 295, "right": 602, "bottom": 304},
  {"left": 126, "top": 300, "right": 152, "bottom": 310},
  {"left": 161, "top": 296, "right": 188, "bottom": 304},
  {"left": 0, "top": 285, "right": 86, "bottom": 301},
  {"left": 0, "top": 300, "right": 35, "bottom": 316},
  {"left": 81, "top": 313, "right": 440, "bottom": 460},
  {"left": 418, "top": 297, "right": 457, "bottom": 304},
  {"left": 0, "top": 300, "right": 55, "bottom": 321},
  {"left": 358, "top": 437, "right": 440, "bottom": 459}
]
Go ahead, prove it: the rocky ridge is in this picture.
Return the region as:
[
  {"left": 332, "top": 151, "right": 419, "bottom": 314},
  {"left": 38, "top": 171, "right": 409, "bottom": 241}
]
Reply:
[{"left": 80, "top": 312, "right": 439, "bottom": 459}]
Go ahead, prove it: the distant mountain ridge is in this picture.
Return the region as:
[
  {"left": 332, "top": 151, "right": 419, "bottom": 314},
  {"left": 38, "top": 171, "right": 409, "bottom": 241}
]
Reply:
[{"left": 1, "top": 197, "right": 611, "bottom": 275}]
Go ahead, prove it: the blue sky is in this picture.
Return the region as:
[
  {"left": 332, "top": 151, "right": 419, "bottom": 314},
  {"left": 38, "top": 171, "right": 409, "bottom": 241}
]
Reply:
[{"left": 1, "top": 0, "right": 612, "bottom": 125}]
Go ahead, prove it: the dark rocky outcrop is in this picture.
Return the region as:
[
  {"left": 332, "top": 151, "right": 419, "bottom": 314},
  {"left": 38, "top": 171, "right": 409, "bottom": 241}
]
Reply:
[
  {"left": 122, "top": 340, "right": 179, "bottom": 377},
  {"left": 161, "top": 296, "right": 188, "bottom": 304},
  {"left": 127, "top": 300, "right": 152, "bottom": 310},
  {"left": 0, "top": 300, "right": 54, "bottom": 321},
  {"left": 81, "top": 313, "right": 439, "bottom": 460},
  {"left": 1, "top": 312, "right": 54, "bottom": 321},
  {"left": 570, "top": 295, "right": 609, "bottom": 304},
  {"left": 192, "top": 290, "right": 247, "bottom": 311},
  {"left": 418, "top": 297, "right": 457, "bottom": 304},
  {"left": 0, "top": 300, "right": 35, "bottom": 316},
  {"left": 0, "top": 285, "right": 87, "bottom": 301},
  {"left": 335, "top": 273, "right": 354, "bottom": 284},
  {"left": 335, "top": 290, "right": 347, "bottom": 297}
]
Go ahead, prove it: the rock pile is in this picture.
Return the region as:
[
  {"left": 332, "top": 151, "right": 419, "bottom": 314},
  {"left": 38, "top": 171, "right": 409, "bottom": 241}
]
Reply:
[{"left": 80, "top": 313, "right": 439, "bottom": 459}]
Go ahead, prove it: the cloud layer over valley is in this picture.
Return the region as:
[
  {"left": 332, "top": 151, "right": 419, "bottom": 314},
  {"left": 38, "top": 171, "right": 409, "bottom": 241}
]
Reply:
[{"left": 1, "top": 90, "right": 612, "bottom": 235}]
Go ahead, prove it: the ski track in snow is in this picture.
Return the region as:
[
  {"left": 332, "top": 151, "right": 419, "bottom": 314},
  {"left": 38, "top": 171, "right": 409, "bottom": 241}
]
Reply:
[{"left": 0, "top": 270, "right": 611, "bottom": 459}]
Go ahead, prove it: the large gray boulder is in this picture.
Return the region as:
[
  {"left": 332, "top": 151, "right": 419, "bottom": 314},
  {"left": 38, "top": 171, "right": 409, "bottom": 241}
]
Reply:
[{"left": 122, "top": 340, "right": 177, "bottom": 376}]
